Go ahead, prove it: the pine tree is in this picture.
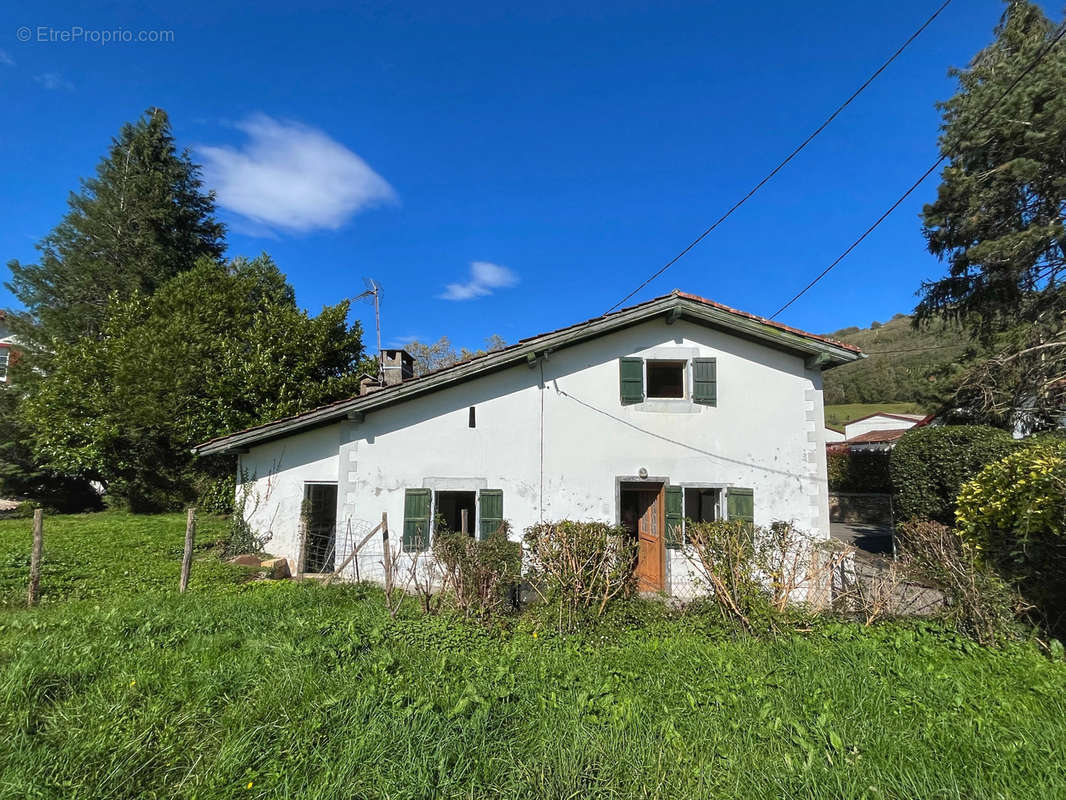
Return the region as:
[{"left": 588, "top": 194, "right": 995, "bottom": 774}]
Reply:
[
  {"left": 5, "top": 107, "right": 226, "bottom": 348},
  {"left": 918, "top": 2, "right": 1066, "bottom": 429}
]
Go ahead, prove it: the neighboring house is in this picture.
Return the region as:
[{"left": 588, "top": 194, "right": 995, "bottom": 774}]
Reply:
[
  {"left": 843, "top": 412, "right": 926, "bottom": 441},
  {"left": 824, "top": 425, "right": 846, "bottom": 444},
  {"left": 194, "top": 291, "right": 862, "bottom": 596},
  {"left": 839, "top": 411, "right": 933, "bottom": 452}
]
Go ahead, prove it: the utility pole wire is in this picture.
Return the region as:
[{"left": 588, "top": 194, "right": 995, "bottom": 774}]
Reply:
[
  {"left": 769, "top": 20, "right": 1066, "bottom": 320},
  {"left": 603, "top": 0, "right": 955, "bottom": 315}
]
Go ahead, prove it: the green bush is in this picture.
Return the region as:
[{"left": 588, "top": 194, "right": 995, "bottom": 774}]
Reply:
[
  {"left": 956, "top": 440, "right": 1066, "bottom": 632},
  {"left": 890, "top": 425, "right": 1017, "bottom": 524},
  {"left": 827, "top": 449, "right": 892, "bottom": 492},
  {"left": 432, "top": 525, "right": 521, "bottom": 618}
]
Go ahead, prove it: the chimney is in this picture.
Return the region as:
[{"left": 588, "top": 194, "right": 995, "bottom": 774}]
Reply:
[{"left": 381, "top": 349, "right": 415, "bottom": 386}]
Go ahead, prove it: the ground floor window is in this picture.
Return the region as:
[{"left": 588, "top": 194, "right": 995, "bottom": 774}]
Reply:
[
  {"left": 403, "top": 487, "right": 504, "bottom": 551},
  {"left": 684, "top": 487, "right": 721, "bottom": 525},
  {"left": 302, "top": 482, "right": 337, "bottom": 573},
  {"left": 435, "top": 490, "right": 477, "bottom": 536}
]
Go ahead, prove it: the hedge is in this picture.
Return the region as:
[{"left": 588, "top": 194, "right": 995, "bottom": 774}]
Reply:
[
  {"left": 890, "top": 425, "right": 1018, "bottom": 524},
  {"left": 827, "top": 448, "right": 892, "bottom": 493}
]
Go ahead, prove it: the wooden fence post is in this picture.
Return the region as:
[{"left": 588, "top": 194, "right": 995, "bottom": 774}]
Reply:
[
  {"left": 27, "top": 508, "right": 43, "bottom": 607},
  {"left": 381, "top": 511, "right": 392, "bottom": 592},
  {"left": 179, "top": 507, "right": 196, "bottom": 593}
]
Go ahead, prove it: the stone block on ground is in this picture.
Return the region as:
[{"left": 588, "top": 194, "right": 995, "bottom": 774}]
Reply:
[
  {"left": 228, "top": 554, "right": 261, "bottom": 567},
  {"left": 261, "top": 557, "right": 291, "bottom": 579}
]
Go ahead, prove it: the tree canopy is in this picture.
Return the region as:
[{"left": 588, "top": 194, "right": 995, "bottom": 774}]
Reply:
[
  {"left": 20, "top": 257, "right": 367, "bottom": 511},
  {"left": 6, "top": 108, "right": 225, "bottom": 350},
  {"left": 919, "top": 1, "right": 1066, "bottom": 429}
]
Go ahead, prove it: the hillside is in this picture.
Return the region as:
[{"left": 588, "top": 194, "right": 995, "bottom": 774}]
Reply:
[{"left": 821, "top": 314, "right": 973, "bottom": 410}]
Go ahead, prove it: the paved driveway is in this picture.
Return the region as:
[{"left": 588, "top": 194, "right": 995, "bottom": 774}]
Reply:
[{"left": 830, "top": 522, "right": 893, "bottom": 556}]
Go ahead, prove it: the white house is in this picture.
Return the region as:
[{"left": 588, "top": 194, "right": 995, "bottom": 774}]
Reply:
[
  {"left": 194, "top": 291, "right": 862, "bottom": 596},
  {"left": 843, "top": 412, "right": 926, "bottom": 441}
]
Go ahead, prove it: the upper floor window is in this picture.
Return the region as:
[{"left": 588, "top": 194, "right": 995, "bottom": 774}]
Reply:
[
  {"left": 619, "top": 355, "right": 717, "bottom": 407},
  {"left": 0, "top": 348, "right": 10, "bottom": 382},
  {"left": 646, "top": 360, "right": 685, "bottom": 398}
]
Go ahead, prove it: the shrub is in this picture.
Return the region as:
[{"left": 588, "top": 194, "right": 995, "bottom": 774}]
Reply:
[
  {"left": 433, "top": 525, "right": 521, "bottom": 619},
  {"left": 684, "top": 520, "right": 768, "bottom": 629},
  {"left": 890, "top": 425, "right": 1017, "bottom": 524},
  {"left": 897, "top": 519, "right": 1019, "bottom": 645},
  {"left": 827, "top": 449, "right": 892, "bottom": 492},
  {"left": 523, "top": 520, "right": 636, "bottom": 629},
  {"left": 955, "top": 440, "right": 1066, "bottom": 632}
]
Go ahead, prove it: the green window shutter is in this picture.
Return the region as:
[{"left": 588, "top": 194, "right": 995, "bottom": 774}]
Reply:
[
  {"left": 726, "top": 487, "right": 754, "bottom": 524},
  {"left": 692, "top": 357, "right": 717, "bottom": 406},
  {"left": 619, "top": 357, "right": 644, "bottom": 405},
  {"left": 478, "top": 489, "right": 503, "bottom": 539},
  {"left": 402, "top": 488, "right": 432, "bottom": 552},
  {"left": 664, "top": 485, "right": 683, "bottom": 549}
]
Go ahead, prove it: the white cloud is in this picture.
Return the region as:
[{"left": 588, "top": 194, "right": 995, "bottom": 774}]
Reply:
[
  {"left": 440, "top": 261, "right": 519, "bottom": 301},
  {"left": 35, "top": 72, "right": 74, "bottom": 91},
  {"left": 198, "top": 114, "right": 396, "bottom": 234},
  {"left": 0, "top": 50, "right": 14, "bottom": 67}
]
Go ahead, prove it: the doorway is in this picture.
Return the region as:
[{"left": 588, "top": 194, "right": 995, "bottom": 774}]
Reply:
[
  {"left": 302, "top": 482, "right": 337, "bottom": 573},
  {"left": 620, "top": 483, "right": 664, "bottom": 592}
]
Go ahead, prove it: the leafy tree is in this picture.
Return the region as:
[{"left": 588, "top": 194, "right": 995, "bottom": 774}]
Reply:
[
  {"left": 918, "top": 2, "right": 1066, "bottom": 428},
  {"left": 20, "top": 256, "right": 367, "bottom": 511},
  {"left": 403, "top": 334, "right": 507, "bottom": 376},
  {"left": 6, "top": 108, "right": 225, "bottom": 350}
]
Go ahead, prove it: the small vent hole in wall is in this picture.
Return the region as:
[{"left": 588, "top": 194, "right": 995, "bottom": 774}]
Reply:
[{"left": 469, "top": 406, "right": 476, "bottom": 428}]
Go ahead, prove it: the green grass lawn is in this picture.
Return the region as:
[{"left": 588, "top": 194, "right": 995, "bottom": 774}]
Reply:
[
  {"left": 824, "top": 402, "right": 929, "bottom": 430},
  {"left": 1, "top": 512, "right": 1065, "bottom": 799}
]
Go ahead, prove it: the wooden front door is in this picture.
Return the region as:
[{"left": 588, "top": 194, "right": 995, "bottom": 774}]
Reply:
[{"left": 623, "top": 486, "right": 664, "bottom": 592}]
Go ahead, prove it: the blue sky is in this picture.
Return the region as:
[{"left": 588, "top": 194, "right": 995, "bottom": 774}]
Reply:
[{"left": 0, "top": 0, "right": 1055, "bottom": 350}]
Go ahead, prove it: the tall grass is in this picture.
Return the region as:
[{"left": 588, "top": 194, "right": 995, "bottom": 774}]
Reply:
[{"left": 0, "top": 512, "right": 1064, "bottom": 798}]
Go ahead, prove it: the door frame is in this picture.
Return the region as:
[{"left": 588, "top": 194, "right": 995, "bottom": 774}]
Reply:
[{"left": 617, "top": 476, "right": 669, "bottom": 592}]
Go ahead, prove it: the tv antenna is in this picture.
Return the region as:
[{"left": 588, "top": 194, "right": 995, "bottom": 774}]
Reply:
[{"left": 351, "top": 278, "right": 383, "bottom": 383}]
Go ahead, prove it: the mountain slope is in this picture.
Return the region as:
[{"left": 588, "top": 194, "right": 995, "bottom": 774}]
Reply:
[{"left": 821, "top": 314, "right": 972, "bottom": 408}]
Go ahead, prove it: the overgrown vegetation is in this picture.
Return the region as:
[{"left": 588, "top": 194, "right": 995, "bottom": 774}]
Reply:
[
  {"left": 890, "top": 425, "right": 1018, "bottom": 524},
  {"left": 898, "top": 519, "right": 1021, "bottom": 646},
  {"left": 2, "top": 512, "right": 1065, "bottom": 798},
  {"left": 523, "top": 520, "right": 636, "bottom": 630},
  {"left": 432, "top": 525, "right": 522, "bottom": 618}
]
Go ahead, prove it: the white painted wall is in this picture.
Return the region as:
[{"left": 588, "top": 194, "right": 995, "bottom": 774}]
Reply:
[
  {"left": 237, "top": 317, "right": 831, "bottom": 595},
  {"left": 238, "top": 423, "right": 341, "bottom": 564},
  {"left": 824, "top": 427, "right": 846, "bottom": 444},
  {"left": 844, "top": 414, "right": 921, "bottom": 440}
]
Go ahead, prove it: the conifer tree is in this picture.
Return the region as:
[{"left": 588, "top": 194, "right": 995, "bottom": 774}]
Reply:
[{"left": 5, "top": 107, "right": 225, "bottom": 349}]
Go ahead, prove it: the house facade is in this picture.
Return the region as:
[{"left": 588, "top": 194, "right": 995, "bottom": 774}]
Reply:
[{"left": 195, "top": 291, "right": 862, "bottom": 596}]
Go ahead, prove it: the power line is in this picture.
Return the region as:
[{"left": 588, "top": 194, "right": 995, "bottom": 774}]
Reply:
[
  {"left": 769, "top": 20, "right": 1066, "bottom": 320},
  {"left": 603, "top": 0, "right": 955, "bottom": 315}
]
